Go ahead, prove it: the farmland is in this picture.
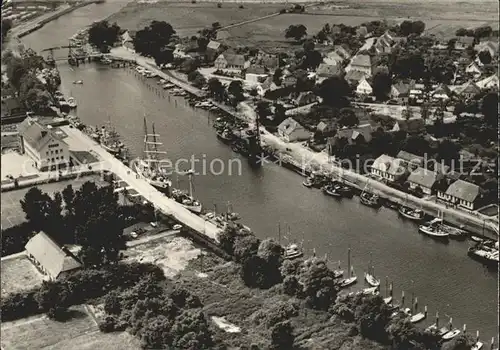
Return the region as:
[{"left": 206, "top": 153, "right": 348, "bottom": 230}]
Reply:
[
  {"left": 0, "top": 305, "right": 140, "bottom": 350},
  {"left": 106, "top": 0, "right": 497, "bottom": 50}
]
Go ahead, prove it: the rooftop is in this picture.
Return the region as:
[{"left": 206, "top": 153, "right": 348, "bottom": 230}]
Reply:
[{"left": 445, "top": 179, "right": 481, "bottom": 203}]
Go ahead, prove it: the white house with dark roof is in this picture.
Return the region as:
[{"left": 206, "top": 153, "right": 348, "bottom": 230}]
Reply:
[
  {"left": 371, "top": 154, "right": 407, "bottom": 183},
  {"left": 407, "top": 167, "right": 441, "bottom": 196},
  {"left": 277, "top": 117, "right": 310, "bottom": 142},
  {"left": 18, "top": 118, "right": 69, "bottom": 171},
  {"left": 437, "top": 179, "right": 482, "bottom": 211},
  {"left": 25, "top": 231, "right": 82, "bottom": 280},
  {"left": 390, "top": 82, "right": 411, "bottom": 99},
  {"left": 465, "top": 62, "right": 482, "bottom": 78},
  {"left": 214, "top": 53, "right": 245, "bottom": 70},
  {"left": 346, "top": 54, "right": 374, "bottom": 76},
  {"left": 431, "top": 84, "right": 452, "bottom": 101},
  {"left": 356, "top": 77, "right": 373, "bottom": 95}
]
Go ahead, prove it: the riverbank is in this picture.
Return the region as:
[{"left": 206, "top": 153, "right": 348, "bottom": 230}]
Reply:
[{"left": 109, "top": 47, "right": 498, "bottom": 239}]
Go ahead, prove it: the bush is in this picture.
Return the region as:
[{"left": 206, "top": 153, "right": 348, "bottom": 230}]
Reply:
[
  {"left": 47, "top": 305, "right": 68, "bottom": 321},
  {"left": 239, "top": 4, "right": 244, "bottom": 8},
  {"left": 217, "top": 3, "right": 222, "bottom": 8},
  {"left": 99, "top": 315, "right": 118, "bottom": 332},
  {"left": 1, "top": 222, "right": 36, "bottom": 257}
]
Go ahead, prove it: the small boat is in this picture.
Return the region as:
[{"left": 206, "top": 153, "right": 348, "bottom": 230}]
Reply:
[
  {"left": 283, "top": 243, "right": 303, "bottom": 260},
  {"left": 361, "top": 286, "right": 378, "bottom": 295},
  {"left": 472, "top": 342, "right": 484, "bottom": 350},
  {"left": 322, "top": 185, "right": 342, "bottom": 197},
  {"left": 339, "top": 248, "right": 357, "bottom": 288},
  {"left": 399, "top": 205, "right": 424, "bottom": 221},
  {"left": 419, "top": 218, "right": 449, "bottom": 240},
  {"left": 302, "top": 178, "right": 314, "bottom": 188},
  {"left": 216, "top": 129, "right": 233, "bottom": 143},
  {"left": 72, "top": 80, "right": 83, "bottom": 84},
  {"left": 360, "top": 191, "right": 380, "bottom": 208},
  {"left": 410, "top": 312, "right": 426, "bottom": 324},
  {"left": 471, "top": 236, "right": 485, "bottom": 243},
  {"left": 364, "top": 271, "right": 380, "bottom": 287},
  {"left": 442, "top": 329, "right": 461, "bottom": 341},
  {"left": 67, "top": 97, "right": 77, "bottom": 108}
]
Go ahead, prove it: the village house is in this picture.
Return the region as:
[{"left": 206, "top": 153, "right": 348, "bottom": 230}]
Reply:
[
  {"left": 437, "top": 179, "right": 483, "bottom": 211},
  {"left": 329, "top": 123, "right": 373, "bottom": 147},
  {"left": 206, "top": 40, "right": 223, "bottom": 61},
  {"left": 356, "top": 77, "right": 373, "bottom": 95},
  {"left": 18, "top": 118, "right": 70, "bottom": 171},
  {"left": 277, "top": 117, "right": 310, "bottom": 142},
  {"left": 391, "top": 118, "right": 425, "bottom": 134},
  {"left": 345, "top": 54, "right": 374, "bottom": 76},
  {"left": 25, "top": 231, "right": 82, "bottom": 280},
  {"left": 316, "top": 63, "right": 342, "bottom": 83},
  {"left": 390, "top": 82, "right": 411, "bottom": 100},
  {"left": 407, "top": 167, "right": 442, "bottom": 196},
  {"left": 214, "top": 53, "right": 246, "bottom": 70},
  {"left": 431, "top": 84, "right": 452, "bottom": 101},
  {"left": 323, "top": 51, "right": 344, "bottom": 66},
  {"left": 345, "top": 70, "right": 367, "bottom": 85},
  {"left": 475, "top": 74, "right": 499, "bottom": 90},
  {"left": 335, "top": 45, "right": 352, "bottom": 60},
  {"left": 371, "top": 154, "right": 407, "bottom": 183},
  {"left": 456, "top": 80, "right": 480, "bottom": 99},
  {"left": 465, "top": 62, "right": 482, "bottom": 78},
  {"left": 396, "top": 150, "right": 424, "bottom": 170},
  {"left": 454, "top": 36, "right": 475, "bottom": 50},
  {"left": 294, "top": 91, "right": 317, "bottom": 106},
  {"left": 356, "top": 26, "right": 369, "bottom": 38}
]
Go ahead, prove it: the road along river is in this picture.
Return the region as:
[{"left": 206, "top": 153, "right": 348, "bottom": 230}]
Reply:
[{"left": 20, "top": 1, "right": 498, "bottom": 341}]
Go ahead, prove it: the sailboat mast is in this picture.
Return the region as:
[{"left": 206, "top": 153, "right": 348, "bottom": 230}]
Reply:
[
  {"left": 143, "top": 117, "right": 148, "bottom": 155},
  {"left": 278, "top": 222, "right": 281, "bottom": 245},
  {"left": 347, "top": 247, "right": 351, "bottom": 276},
  {"left": 151, "top": 122, "right": 159, "bottom": 171},
  {"left": 188, "top": 173, "right": 193, "bottom": 198}
]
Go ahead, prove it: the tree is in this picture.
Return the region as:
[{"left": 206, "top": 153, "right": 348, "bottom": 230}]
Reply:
[
  {"left": 1, "top": 19, "right": 13, "bottom": 41},
  {"left": 187, "top": 70, "right": 206, "bottom": 88},
  {"left": 302, "top": 50, "right": 323, "bottom": 70},
  {"left": 207, "top": 77, "right": 225, "bottom": 101},
  {"left": 228, "top": 80, "right": 245, "bottom": 102},
  {"left": 300, "top": 259, "right": 338, "bottom": 310},
  {"left": 140, "top": 315, "right": 173, "bottom": 349},
  {"left": 73, "top": 182, "right": 125, "bottom": 267},
  {"left": 399, "top": 20, "right": 413, "bottom": 36},
  {"left": 436, "top": 139, "right": 460, "bottom": 166},
  {"left": 303, "top": 39, "right": 315, "bottom": 52},
  {"left": 338, "top": 108, "right": 358, "bottom": 127},
  {"left": 474, "top": 25, "right": 492, "bottom": 39},
  {"left": 180, "top": 57, "right": 200, "bottom": 74},
  {"left": 7, "top": 57, "right": 29, "bottom": 91},
  {"left": 273, "top": 68, "right": 283, "bottom": 86},
  {"left": 170, "top": 311, "right": 214, "bottom": 349},
  {"left": 255, "top": 101, "right": 272, "bottom": 124},
  {"left": 481, "top": 92, "right": 498, "bottom": 128},
  {"left": 411, "top": 20, "right": 426, "bottom": 35},
  {"left": 24, "top": 88, "right": 53, "bottom": 113},
  {"left": 285, "top": 24, "right": 307, "bottom": 42},
  {"left": 270, "top": 321, "right": 294, "bottom": 350},
  {"left": 20, "top": 188, "right": 60, "bottom": 232},
  {"left": 316, "top": 76, "right": 350, "bottom": 108},
  {"left": 88, "top": 20, "right": 121, "bottom": 51},
  {"left": 133, "top": 21, "right": 176, "bottom": 57},
  {"left": 154, "top": 49, "right": 174, "bottom": 67},
  {"left": 371, "top": 71, "right": 392, "bottom": 101},
  {"left": 478, "top": 50, "right": 492, "bottom": 65}
]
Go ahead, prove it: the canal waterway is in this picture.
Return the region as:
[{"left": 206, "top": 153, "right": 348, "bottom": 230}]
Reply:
[{"left": 21, "top": 2, "right": 498, "bottom": 341}]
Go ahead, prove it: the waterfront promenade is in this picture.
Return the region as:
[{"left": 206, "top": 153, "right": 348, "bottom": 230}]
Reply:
[
  {"left": 60, "top": 126, "right": 222, "bottom": 242},
  {"left": 110, "top": 48, "right": 498, "bottom": 239}
]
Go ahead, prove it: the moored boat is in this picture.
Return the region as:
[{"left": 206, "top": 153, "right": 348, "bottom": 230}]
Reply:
[
  {"left": 398, "top": 205, "right": 424, "bottom": 221},
  {"left": 360, "top": 191, "right": 381, "bottom": 208},
  {"left": 283, "top": 243, "right": 304, "bottom": 260},
  {"left": 410, "top": 311, "right": 426, "bottom": 324},
  {"left": 364, "top": 272, "right": 380, "bottom": 287},
  {"left": 339, "top": 248, "right": 357, "bottom": 288},
  {"left": 442, "top": 329, "right": 461, "bottom": 341},
  {"left": 302, "top": 178, "right": 313, "bottom": 188},
  {"left": 418, "top": 218, "right": 449, "bottom": 240},
  {"left": 322, "top": 184, "right": 342, "bottom": 197},
  {"left": 67, "top": 96, "right": 77, "bottom": 108},
  {"left": 217, "top": 128, "right": 233, "bottom": 143}
]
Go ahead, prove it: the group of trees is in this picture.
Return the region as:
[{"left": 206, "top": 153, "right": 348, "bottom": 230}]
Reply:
[
  {"left": 88, "top": 20, "right": 121, "bottom": 52},
  {"left": 3, "top": 50, "right": 55, "bottom": 114},
  {"left": 285, "top": 24, "right": 307, "bottom": 42},
  {"left": 1, "top": 18, "right": 13, "bottom": 42},
  {"left": 133, "top": 21, "right": 176, "bottom": 66},
  {"left": 456, "top": 25, "right": 495, "bottom": 39},
  {"left": 18, "top": 182, "right": 128, "bottom": 266},
  {"left": 396, "top": 20, "right": 426, "bottom": 36},
  {"left": 100, "top": 274, "right": 214, "bottom": 349}
]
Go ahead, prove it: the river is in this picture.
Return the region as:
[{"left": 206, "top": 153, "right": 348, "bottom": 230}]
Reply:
[{"left": 21, "top": 1, "right": 498, "bottom": 342}]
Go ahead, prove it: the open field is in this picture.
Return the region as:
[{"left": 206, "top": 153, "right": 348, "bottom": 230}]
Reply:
[
  {"left": 107, "top": 2, "right": 285, "bottom": 36},
  {"left": 0, "top": 305, "right": 140, "bottom": 350},
  {"left": 108, "top": 0, "right": 497, "bottom": 51},
  {"left": 123, "top": 236, "right": 201, "bottom": 278},
  {"left": 1, "top": 256, "right": 43, "bottom": 297},
  {"left": 0, "top": 175, "right": 107, "bottom": 229}
]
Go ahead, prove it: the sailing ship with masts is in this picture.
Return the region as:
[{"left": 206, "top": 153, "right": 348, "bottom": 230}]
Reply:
[
  {"left": 170, "top": 170, "right": 203, "bottom": 214},
  {"left": 133, "top": 117, "right": 172, "bottom": 194}
]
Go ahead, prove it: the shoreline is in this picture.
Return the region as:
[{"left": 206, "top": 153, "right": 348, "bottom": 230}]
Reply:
[{"left": 108, "top": 48, "right": 498, "bottom": 239}]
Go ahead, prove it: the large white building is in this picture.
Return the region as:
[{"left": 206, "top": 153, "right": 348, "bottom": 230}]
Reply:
[{"left": 18, "top": 118, "right": 70, "bottom": 171}]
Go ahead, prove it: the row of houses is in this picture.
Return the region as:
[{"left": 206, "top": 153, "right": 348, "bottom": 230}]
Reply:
[{"left": 370, "top": 152, "right": 484, "bottom": 211}]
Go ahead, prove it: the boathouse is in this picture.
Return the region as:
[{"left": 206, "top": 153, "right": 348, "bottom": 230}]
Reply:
[{"left": 25, "top": 232, "right": 82, "bottom": 280}]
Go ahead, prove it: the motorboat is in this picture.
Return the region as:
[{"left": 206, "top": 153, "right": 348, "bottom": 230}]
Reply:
[
  {"left": 283, "top": 243, "right": 303, "bottom": 260},
  {"left": 399, "top": 205, "right": 424, "bottom": 221},
  {"left": 72, "top": 80, "right": 83, "bottom": 84},
  {"left": 67, "top": 97, "right": 77, "bottom": 108},
  {"left": 410, "top": 311, "right": 426, "bottom": 324},
  {"left": 468, "top": 246, "right": 499, "bottom": 268},
  {"left": 339, "top": 274, "right": 357, "bottom": 288},
  {"left": 361, "top": 286, "right": 378, "bottom": 295},
  {"left": 302, "top": 178, "right": 314, "bottom": 188},
  {"left": 419, "top": 219, "right": 449, "bottom": 240},
  {"left": 442, "top": 329, "right": 461, "bottom": 341}
]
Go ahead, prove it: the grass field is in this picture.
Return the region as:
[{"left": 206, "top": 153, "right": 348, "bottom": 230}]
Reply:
[
  {"left": 0, "top": 175, "right": 107, "bottom": 229},
  {"left": 1, "top": 256, "right": 43, "bottom": 298},
  {"left": 0, "top": 305, "right": 140, "bottom": 350},
  {"left": 108, "top": 0, "right": 497, "bottom": 52}
]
